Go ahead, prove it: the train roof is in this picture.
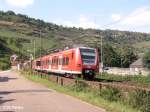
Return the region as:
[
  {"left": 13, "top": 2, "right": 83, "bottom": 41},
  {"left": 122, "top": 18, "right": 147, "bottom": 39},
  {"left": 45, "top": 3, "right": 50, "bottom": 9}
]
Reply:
[{"left": 34, "top": 47, "right": 96, "bottom": 60}]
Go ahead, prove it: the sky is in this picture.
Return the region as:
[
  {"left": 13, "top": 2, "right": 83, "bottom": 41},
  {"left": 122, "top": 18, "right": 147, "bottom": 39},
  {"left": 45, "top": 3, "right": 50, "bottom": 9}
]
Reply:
[{"left": 0, "top": 0, "right": 150, "bottom": 33}]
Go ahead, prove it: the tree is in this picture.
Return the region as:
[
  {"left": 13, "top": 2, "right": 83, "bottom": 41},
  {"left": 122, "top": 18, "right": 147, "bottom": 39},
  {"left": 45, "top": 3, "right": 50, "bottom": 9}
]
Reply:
[
  {"left": 143, "top": 51, "right": 150, "bottom": 69},
  {"left": 119, "top": 46, "right": 137, "bottom": 68},
  {"left": 6, "top": 11, "right": 15, "bottom": 15},
  {"left": 102, "top": 44, "right": 120, "bottom": 67},
  {"left": 98, "top": 44, "right": 137, "bottom": 68},
  {"left": 97, "top": 43, "right": 120, "bottom": 67}
]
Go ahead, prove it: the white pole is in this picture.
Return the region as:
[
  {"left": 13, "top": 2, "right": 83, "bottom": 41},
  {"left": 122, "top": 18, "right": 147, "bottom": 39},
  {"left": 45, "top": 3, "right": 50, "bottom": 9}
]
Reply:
[
  {"left": 40, "top": 29, "right": 42, "bottom": 57},
  {"left": 34, "top": 39, "right": 35, "bottom": 59},
  {"left": 101, "top": 36, "right": 103, "bottom": 72}
]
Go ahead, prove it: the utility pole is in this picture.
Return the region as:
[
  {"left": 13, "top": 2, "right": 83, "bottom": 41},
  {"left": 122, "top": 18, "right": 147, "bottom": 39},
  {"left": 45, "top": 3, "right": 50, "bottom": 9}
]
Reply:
[
  {"left": 100, "top": 35, "right": 103, "bottom": 73},
  {"left": 121, "top": 56, "right": 122, "bottom": 68},
  {"left": 40, "top": 29, "right": 42, "bottom": 57},
  {"left": 94, "top": 16, "right": 103, "bottom": 73},
  {"left": 39, "top": 20, "right": 43, "bottom": 70},
  {"left": 33, "top": 39, "right": 36, "bottom": 59}
]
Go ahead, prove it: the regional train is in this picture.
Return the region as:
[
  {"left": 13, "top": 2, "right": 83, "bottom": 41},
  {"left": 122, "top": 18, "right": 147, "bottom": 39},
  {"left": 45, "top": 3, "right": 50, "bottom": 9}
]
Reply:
[{"left": 32, "top": 47, "right": 99, "bottom": 79}]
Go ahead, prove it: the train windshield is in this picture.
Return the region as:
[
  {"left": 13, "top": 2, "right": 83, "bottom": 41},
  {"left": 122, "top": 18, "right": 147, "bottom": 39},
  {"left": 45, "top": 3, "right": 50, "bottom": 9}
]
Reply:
[{"left": 80, "top": 48, "right": 96, "bottom": 65}]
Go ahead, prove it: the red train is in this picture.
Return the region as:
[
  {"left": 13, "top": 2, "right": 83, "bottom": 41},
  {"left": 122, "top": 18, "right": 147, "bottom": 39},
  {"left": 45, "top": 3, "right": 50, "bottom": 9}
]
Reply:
[{"left": 32, "top": 47, "right": 99, "bottom": 79}]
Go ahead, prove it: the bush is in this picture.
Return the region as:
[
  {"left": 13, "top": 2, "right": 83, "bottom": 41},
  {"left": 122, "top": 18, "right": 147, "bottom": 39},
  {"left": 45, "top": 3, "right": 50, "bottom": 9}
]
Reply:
[
  {"left": 129, "top": 89, "right": 150, "bottom": 112},
  {"left": 98, "top": 73, "right": 150, "bottom": 86},
  {"left": 0, "top": 61, "right": 10, "bottom": 70},
  {"left": 99, "top": 87, "right": 121, "bottom": 101},
  {"left": 0, "top": 56, "right": 11, "bottom": 70},
  {"left": 143, "top": 51, "right": 150, "bottom": 69},
  {"left": 73, "top": 80, "right": 89, "bottom": 92}
]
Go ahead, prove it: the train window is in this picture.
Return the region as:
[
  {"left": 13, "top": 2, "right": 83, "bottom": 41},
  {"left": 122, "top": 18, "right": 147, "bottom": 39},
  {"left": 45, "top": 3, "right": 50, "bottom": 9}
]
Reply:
[
  {"left": 82, "top": 55, "right": 95, "bottom": 59},
  {"left": 62, "top": 58, "right": 63, "bottom": 65},
  {"left": 60, "top": 58, "right": 62, "bottom": 65},
  {"left": 53, "top": 59, "right": 55, "bottom": 65},
  {"left": 55, "top": 58, "right": 57, "bottom": 65},
  {"left": 56, "top": 59, "right": 57, "bottom": 65},
  {"left": 60, "top": 58, "right": 63, "bottom": 65},
  {"left": 58, "top": 58, "right": 62, "bottom": 65},
  {"left": 52, "top": 59, "right": 54, "bottom": 65},
  {"left": 64, "top": 58, "right": 66, "bottom": 65},
  {"left": 54, "top": 59, "right": 56, "bottom": 65},
  {"left": 53, "top": 59, "right": 54, "bottom": 65},
  {"left": 72, "top": 52, "right": 74, "bottom": 59},
  {"left": 36, "top": 61, "right": 41, "bottom": 66},
  {"left": 49, "top": 60, "right": 51, "bottom": 65},
  {"left": 41, "top": 61, "right": 43, "bottom": 66},
  {"left": 80, "top": 48, "right": 95, "bottom": 53},
  {"left": 47, "top": 61, "right": 48, "bottom": 65},
  {"left": 56, "top": 58, "right": 58, "bottom": 65},
  {"left": 80, "top": 48, "right": 96, "bottom": 65},
  {"left": 62, "top": 57, "right": 65, "bottom": 65},
  {"left": 58, "top": 59, "right": 60, "bottom": 65},
  {"left": 66, "top": 57, "right": 69, "bottom": 65}
]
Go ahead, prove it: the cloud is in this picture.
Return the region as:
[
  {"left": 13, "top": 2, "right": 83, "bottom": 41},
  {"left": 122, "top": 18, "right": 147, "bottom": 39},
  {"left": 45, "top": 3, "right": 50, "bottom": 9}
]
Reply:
[
  {"left": 122, "top": 7, "right": 150, "bottom": 26},
  {"left": 5, "top": 0, "right": 34, "bottom": 8},
  {"left": 110, "top": 6, "right": 150, "bottom": 32},
  {"left": 77, "top": 14, "right": 98, "bottom": 28},
  {"left": 53, "top": 6, "right": 150, "bottom": 32},
  {"left": 53, "top": 14, "right": 99, "bottom": 29},
  {"left": 111, "top": 14, "right": 121, "bottom": 21}
]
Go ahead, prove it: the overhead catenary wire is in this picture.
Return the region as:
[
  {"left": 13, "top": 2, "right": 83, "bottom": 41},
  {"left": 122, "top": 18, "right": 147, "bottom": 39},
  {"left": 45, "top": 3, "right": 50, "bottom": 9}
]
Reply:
[
  {"left": 100, "top": 11, "right": 150, "bottom": 32},
  {"left": 93, "top": 11, "right": 150, "bottom": 70},
  {"left": 34, "top": 10, "right": 149, "bottom": 59}
]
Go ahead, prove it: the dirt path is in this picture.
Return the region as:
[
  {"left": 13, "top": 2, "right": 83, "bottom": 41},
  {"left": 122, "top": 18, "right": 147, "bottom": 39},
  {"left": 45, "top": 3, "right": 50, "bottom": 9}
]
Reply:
[{"left": 0, "top": 70, "right": 105, "bottom": 112}]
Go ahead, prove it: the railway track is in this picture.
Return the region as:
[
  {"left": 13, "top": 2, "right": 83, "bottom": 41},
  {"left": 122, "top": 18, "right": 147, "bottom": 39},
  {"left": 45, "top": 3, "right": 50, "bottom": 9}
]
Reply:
[
  {"left": 86, "top": 80, "right": 150, "bottom": 92},
  {"left": 32, "top": 71, "right": 150, "bottom": 92}
]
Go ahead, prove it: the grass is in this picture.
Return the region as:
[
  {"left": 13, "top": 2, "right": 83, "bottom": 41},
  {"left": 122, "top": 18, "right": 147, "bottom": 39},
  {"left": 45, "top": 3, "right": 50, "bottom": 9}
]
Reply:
[
  {"left": 133, "top": 41, "right": 150, "bottom": 49},
  {"left": 97, "top": 72, "right": 150, "bottom": 87},
  {"left": 133, "top": 41, "right": 150, "bottom": 52},
  {"left": 0, "top": 27, "right": 63, "bottom": 56},
  {"left": 22, "top": 71, "right": 141, "bottom": 112},
  {"left": 0, "top": 54, "right": 11, "bottom": 70}
]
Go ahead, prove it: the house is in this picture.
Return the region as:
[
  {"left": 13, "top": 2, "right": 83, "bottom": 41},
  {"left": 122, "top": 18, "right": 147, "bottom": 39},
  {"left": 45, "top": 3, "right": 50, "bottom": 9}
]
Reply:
[{"left": 130, "top": 58, "right": 143, "bottom": 72}]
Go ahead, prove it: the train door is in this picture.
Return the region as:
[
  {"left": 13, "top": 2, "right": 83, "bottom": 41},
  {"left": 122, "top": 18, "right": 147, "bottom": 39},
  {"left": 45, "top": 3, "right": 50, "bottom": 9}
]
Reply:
[
  {"left": 58, "top": 55, "right": 62, "bottom": 73},
  {"left": 49, "top": 57, "right": 52, "bottom": 72}
]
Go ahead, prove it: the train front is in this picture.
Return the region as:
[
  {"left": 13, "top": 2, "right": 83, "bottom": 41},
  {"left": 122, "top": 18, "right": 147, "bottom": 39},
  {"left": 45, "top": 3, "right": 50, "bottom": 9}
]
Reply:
[{"left": 79, "top": 47, "right": 99, "bottom": 79}]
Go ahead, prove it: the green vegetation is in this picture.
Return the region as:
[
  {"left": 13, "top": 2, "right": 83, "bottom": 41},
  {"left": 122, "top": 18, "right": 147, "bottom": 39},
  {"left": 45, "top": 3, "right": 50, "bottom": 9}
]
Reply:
[
  {"left": 129, "top": 89, "right": 150, "bottom": 112},
  {"left": 0, "top": 55, "right": 10, "bottom": 70},
  {"left": 99, "top": 44, "right": 137, "bottom": 67},
  {"left": 0, "top": 37, "right": 11, "bottom": 70},
  {"left": 143, "top": 51, "right": 150, "bottom": 69},
  {"left": 0, "top": 10, "right": 150, "bottom": 69},
  {"left": 133, "top": 41, "right": 150, "bottom": 53},
  {"left": 22, "top": 70, "right": 150, "bottom": 112},
  {"left": 97, "top": 72, "right": 150, "bottom": 87}
]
